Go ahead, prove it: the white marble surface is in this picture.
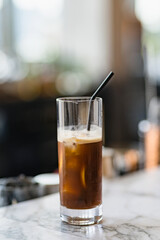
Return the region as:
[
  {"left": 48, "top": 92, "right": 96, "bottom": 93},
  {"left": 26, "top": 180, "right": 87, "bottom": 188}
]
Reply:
[{"left": 1, "top": 168, "right": 160, "bottom": 239}]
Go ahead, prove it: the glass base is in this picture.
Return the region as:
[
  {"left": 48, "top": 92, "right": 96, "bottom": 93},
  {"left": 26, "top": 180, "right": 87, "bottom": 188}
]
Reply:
[{"left": 60, "top": 204, "right": 102, "bottom": 226}]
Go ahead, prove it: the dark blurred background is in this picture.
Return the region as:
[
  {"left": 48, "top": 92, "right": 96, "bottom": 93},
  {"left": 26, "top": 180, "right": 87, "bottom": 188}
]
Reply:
[{"left": 0, "top": 0, "right": 159, "bottom": 177}]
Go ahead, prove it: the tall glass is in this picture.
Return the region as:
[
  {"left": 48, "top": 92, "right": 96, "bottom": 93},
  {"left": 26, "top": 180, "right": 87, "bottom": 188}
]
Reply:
[{"left": 56, "top": 97, "right": 103, "bottom": 225}]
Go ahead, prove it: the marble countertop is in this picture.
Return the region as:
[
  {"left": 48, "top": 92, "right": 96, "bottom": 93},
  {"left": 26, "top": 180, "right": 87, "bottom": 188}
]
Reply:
[{"left": 1, "top": 168, "right": 160, "bottom": 240}]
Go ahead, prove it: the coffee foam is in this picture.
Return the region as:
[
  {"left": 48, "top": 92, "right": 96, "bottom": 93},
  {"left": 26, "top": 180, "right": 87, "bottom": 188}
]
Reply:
[{"left": 58, "top": 125, "right": 102, "bottom": 143}]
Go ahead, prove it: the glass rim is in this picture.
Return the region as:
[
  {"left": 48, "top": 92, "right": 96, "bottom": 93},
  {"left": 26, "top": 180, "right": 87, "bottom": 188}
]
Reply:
[{"left": 56, "top": 96, "right": 102, "bottom": 103}]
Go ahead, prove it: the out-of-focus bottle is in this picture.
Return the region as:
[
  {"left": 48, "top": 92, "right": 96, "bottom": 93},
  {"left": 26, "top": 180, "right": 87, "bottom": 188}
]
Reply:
[
  {"left": 138, "top": 97, "right": 160, "bottom": 170},
  {"left": 145, "top": 97, "right": 160, "bottom": 169}
]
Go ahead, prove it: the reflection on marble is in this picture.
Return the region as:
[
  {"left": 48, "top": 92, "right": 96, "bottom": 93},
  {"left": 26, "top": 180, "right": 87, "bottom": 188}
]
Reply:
[{"left": 1, "top": 168, "right": 160, "bottom": 239}]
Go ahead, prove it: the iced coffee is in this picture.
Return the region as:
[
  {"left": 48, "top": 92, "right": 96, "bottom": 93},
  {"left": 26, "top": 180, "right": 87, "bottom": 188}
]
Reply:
[{"left": 58, "top": 126, "right": 102, "bottom": 210}]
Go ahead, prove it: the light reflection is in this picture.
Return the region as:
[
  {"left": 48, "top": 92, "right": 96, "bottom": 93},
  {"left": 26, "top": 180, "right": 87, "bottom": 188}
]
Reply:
[
  {"left": 60, "top": 222, "right": 104, "bottom": 239},
  {"left": 55, "top": 72, "right": 81, "bottom": 95},
  {"left": 55, "top": 71, "right": 90, "bottom": 95},
  {"left": 13, "top": 0, "right": 64, "bottom": 62},
  {"left": 135, "top": 0, "right": 160, "bottom": 32},
  {"left": 0, "top": 0, "right": 3, "bottom": 9},
  {"left": 13, "top": 0, "right": 64, "bottom": 17}
]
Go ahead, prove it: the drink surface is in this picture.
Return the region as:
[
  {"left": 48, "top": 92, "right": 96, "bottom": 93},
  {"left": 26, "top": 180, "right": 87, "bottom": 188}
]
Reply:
[{"left": 58, "top": 126, "right": 102, "bottom": 209}]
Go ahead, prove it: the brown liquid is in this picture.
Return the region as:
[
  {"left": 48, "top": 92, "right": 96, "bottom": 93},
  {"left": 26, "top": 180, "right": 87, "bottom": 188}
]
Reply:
[{"left": 58, "top": 139, "right": 102, "bottom": 209}]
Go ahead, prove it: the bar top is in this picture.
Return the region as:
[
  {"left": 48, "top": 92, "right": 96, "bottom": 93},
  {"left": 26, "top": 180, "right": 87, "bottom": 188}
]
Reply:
[{"left": 0, "top": 168, "right": 160, "bottom": 240}]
